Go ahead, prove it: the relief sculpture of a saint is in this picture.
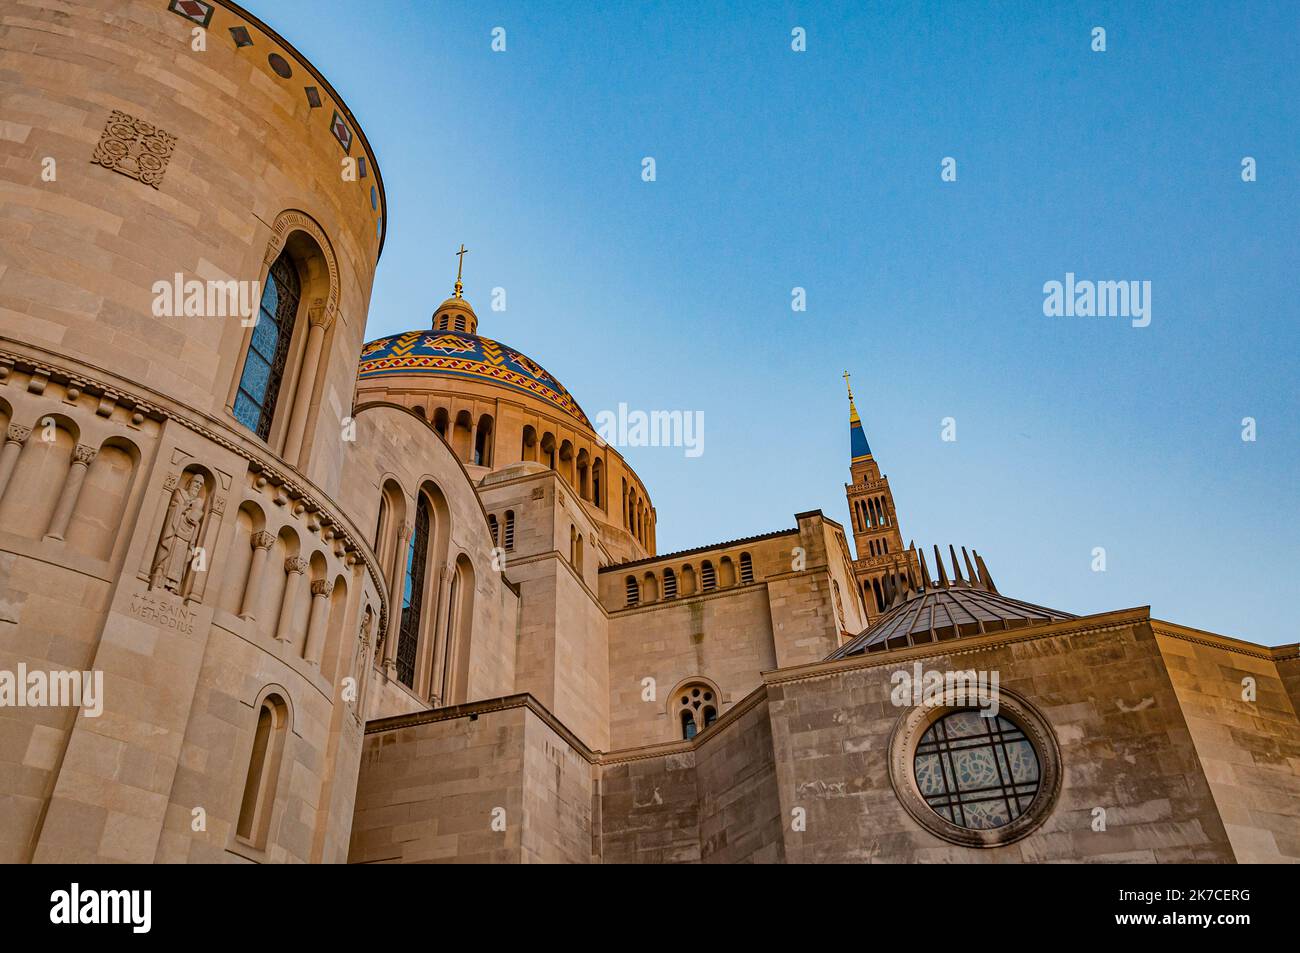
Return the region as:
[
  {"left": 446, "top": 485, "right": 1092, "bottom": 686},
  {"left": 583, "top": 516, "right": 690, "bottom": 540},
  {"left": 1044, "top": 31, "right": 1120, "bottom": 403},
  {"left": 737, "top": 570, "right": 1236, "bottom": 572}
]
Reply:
[{"left": 151, "top": 473, "right": 207, "bottom": 596}]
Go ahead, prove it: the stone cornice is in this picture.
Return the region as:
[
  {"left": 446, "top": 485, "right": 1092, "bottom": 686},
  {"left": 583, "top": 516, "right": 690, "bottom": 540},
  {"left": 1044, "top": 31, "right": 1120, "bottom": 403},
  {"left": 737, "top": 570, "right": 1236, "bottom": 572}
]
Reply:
[
  {"left": 363, "top": 684, "right": 771, "bottom": 766},
  {"left": 0, "top": 339, "right": 390, "bottom": 636},
  {"left": 1150, "top": 618, "right": 1291, "bottom": 662},
  {"left": 210, "top": 0, "right": 387, "bottom": 257},
  {"left": 606, "top": 527, "right": 798, "bottom": 573},
  {"left": 608, "top": 578, "right": 769, "bottom": 617},
  {"left": 764, "top": 606, "right": 1158, "bottom": 687}
]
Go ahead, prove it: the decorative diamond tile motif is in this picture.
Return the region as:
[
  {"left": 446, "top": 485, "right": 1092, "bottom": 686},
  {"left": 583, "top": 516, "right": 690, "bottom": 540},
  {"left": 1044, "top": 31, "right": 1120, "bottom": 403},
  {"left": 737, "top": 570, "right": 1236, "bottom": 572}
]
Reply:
[
  {"left": 329, "top": 110, "right": 352, "bottom": 153},
  {"left": 168, "top": 0, "right": 214, "bottom": 28},
  {"left": 229, "top": 26, "right": 253, "bottom": 47},
  {"left": 304, "top": 86, "right": 322, "bottom": 109},
  {"left": 91, "top": 110, "right": 177, "bottom": 189}
]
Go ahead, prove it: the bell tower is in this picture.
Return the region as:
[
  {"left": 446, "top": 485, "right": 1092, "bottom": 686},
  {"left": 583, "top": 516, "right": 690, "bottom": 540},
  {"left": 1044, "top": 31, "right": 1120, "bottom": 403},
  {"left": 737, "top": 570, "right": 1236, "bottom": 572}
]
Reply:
[{"left": 842, "top": 373, "right": 918, "bottom": 620}]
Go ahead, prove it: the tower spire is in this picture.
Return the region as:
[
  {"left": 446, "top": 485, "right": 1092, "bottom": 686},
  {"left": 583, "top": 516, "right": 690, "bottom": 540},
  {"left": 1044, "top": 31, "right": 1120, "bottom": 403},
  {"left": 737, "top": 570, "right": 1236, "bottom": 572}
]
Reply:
[{"left": 845, "top": 371, "right": 871, "bottom": 461}]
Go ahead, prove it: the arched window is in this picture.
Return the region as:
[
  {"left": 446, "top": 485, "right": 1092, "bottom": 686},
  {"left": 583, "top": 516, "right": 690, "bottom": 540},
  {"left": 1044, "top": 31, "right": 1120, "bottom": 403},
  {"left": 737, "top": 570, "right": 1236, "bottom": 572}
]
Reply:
[
  {"left": 503, "top": 510, "right": 515, "bottom": 551},
  {"left": 373, "top": 494, "right": 388, "bottom": 551},
  {"left": 739, "top": 552, "right": 754, "bottom": 584},
  {"left": 521, "top": 425, "right": 536, "bottom": 462},
  {"left": 396, "top": 495, "right": 431, "bottom": 688},
  {"left": 488, "top": 514, "right": 499, "bottom": 547},
  {"left": 575, "top": 534, "right": 583, "bottom": 574},
  {"left": 625, "top": 575, "right": 639, "bottom": 606},
  {"left": 663, "top": 567, "right": 677, "bottom": 599},
  {"left": 576, "top": 449, "right": 590, "bottom": 500},
  {"left": 677, "top": 683, "right": 718, "bottom": 740},
  {"left": 591, "top": 458, "right": 603, "bottom": 508},
  {"left": 474, "top": 414, "right": 493, "bottom": 466},
  {"left": 701, "top": 560, "right": 716, "bottom": 591},
  {"left": 234, "top": 251, "right": 300, "bottom": 440},
  {"left": 569, "top": 525, "right": 577, "bottom": 564},
  {"left": 440, "top": 555, "right": 475, "bottom": 705},
  {"left": 236, "top": 693, "right": 289, "bottom": 848},
  {"left": 433, "top": 407, "right": 450, "bottom": 439},
  {"left": 454, "top": 315, "right": 466, "bottom": 332}
]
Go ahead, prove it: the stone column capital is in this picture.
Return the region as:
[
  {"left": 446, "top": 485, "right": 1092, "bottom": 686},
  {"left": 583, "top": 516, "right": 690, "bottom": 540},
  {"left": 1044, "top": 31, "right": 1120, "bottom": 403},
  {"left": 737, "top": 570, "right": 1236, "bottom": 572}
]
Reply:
[
  {"left": 284, "top": 556, "right": 309, "bottom": 575},
  {"left": 251, "top": 531, "right": 276, "bottom": 550},
  {"left": 72, "top": 444, "right": 97, "bottom": 466},
  {"left": 311, "top": 579, "right": 333, "bottom": 598},
  {"left": 6, "top": 424, "right": 31, "bottom": 445},
  {"left": 307, "top": 299, "right": 330, "bottom": 328}
]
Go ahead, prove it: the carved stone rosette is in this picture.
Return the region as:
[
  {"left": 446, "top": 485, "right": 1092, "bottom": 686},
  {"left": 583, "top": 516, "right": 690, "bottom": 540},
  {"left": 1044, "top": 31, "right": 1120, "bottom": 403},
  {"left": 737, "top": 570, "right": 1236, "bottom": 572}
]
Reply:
[{"left": 91, "top": 110, "right": 177, "bottom": 189}]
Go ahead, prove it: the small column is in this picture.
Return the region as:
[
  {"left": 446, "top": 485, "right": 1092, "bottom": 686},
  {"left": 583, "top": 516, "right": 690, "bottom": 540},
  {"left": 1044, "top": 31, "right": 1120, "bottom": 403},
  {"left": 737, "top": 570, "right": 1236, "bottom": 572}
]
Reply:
[
  {"left": 467, "top": 419, "right": 478, "bottom": 465},
  {"left": 303, "top": 579, "right": 333, "bottom": 665},
  {"left": 427, "top": 564, "right": 456, "bottom": 704},
  {"left": 382, "top": 522, "right": 411, "bottom": 667},
  {"left": 275, "top": 556, "right": 309, "bottom": 646},
  {"left": 45, "top": 444, "right": 96, "bottom": 540},
  {"left": 282, "top": 303, "right": 328, "bottom": 467},
  {"left": 0, "top": 424, "right": 31, "bottom": 504},
  {"left": 239, "top": 531, "right": 277, "bottom": 621}
]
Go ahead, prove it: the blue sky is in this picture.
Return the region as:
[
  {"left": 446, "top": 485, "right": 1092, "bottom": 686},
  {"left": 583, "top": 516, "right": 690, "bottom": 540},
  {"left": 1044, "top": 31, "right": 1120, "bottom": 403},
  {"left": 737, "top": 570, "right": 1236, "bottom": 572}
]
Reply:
[{"left": 268, "top": 1, "right": 1298, "bottom": 645}]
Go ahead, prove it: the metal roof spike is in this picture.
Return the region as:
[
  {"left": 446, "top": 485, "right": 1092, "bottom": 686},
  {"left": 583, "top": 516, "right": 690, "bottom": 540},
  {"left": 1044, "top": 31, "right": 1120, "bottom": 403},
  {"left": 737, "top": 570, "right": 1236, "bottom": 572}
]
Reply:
[
  {"left": 974, "top": 551, "right": 998, "bottom": 593},
  {"left": 949, "top": 544, "right": 964, "bottom": 584},
  {"left": 933, "top": 545, "right": 949, "bottom": 587}
]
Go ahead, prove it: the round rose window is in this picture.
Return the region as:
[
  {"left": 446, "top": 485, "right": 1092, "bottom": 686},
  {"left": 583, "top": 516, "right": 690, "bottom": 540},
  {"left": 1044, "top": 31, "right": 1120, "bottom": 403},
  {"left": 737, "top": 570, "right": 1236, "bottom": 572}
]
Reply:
[{"left": 912, "top": 709, "right": 1041, "bottom": 830}]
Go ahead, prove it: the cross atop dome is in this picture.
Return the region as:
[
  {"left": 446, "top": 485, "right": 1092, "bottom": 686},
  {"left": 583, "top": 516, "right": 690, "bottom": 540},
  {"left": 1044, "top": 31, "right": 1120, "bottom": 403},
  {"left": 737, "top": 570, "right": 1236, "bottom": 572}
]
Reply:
[
  {"left": 432, "top": 242, "right": 478, "bottom": 333},
  {"left": 453, "top": 243, "right": 468, "bottom": 299}
]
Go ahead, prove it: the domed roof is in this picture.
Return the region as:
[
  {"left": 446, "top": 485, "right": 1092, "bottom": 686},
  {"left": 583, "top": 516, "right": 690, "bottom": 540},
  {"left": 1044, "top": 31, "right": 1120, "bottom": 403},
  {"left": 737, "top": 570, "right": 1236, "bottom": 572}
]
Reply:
[
  {"left": 828, "top": 545, "right": 1075, "bottom": 660},
  {"left": 358, "top": 330, "right": 591, "bottom": 427},
  {"left": 830, "top": 587, "right": 1075, "bottom": 659}
]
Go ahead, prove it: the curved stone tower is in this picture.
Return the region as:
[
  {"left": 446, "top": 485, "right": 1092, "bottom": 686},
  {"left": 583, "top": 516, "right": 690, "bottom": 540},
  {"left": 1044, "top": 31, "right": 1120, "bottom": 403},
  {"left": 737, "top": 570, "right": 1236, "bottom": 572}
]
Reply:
[{"left": 0, "top": 0, "right": 392, "bottom": 863}]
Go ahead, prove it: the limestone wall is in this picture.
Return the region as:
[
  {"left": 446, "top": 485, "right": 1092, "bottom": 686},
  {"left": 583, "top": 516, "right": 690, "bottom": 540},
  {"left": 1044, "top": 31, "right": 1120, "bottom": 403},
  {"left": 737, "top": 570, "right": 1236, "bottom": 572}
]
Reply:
[
  {"left": 0, "top": 0, "right": 388, "bottom": 863},
  {"left": 766, "top": 615, "right": 1238, "bottom": 863},
  {"left": 479, "top": 468, "right": 610, "bottom": 750},
  {"left": 607, "top": 585, "right": 776, "bottom": 749},
  {"left": 1154, "top": 625, "right": 1300, "bottom": 862},
  {"left": 342, "top": 403, "right": 519, "bottom": 717},
  {"left": 350, "top": 704, "right": 527, "bottom": 863}
]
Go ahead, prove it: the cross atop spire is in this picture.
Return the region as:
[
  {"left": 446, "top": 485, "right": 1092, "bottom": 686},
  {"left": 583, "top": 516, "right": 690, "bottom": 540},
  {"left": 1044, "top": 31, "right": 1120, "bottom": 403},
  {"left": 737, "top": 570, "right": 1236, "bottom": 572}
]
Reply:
[
  {"left": 453, "top": 243, "right": 468, "bottom": 298},
  {"left": 844, "top": 370, "right": 861, "bottom": 424}
]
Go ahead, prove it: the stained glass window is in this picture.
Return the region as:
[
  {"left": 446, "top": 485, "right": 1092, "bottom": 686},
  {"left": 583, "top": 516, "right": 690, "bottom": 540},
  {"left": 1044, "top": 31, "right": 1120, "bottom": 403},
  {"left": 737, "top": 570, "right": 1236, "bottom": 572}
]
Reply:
[
  {"left": 395, "top": 495, "right": 430, "bottom": 688},
  {"left": 235, "top": 251, "right": 300, "bottom": 440},
  {"left": 913, "top": 709, "right": 1040, "bottom": 830},
  {"left": 678, "top": 685, "right": 716, "bottom": 739}
]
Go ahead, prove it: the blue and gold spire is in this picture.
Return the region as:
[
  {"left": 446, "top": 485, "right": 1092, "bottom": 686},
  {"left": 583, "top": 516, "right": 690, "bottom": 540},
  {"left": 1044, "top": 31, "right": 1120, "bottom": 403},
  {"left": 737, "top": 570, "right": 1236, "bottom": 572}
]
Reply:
[{"left": 845, "top": 371, "right": 871, "bottom": 461}]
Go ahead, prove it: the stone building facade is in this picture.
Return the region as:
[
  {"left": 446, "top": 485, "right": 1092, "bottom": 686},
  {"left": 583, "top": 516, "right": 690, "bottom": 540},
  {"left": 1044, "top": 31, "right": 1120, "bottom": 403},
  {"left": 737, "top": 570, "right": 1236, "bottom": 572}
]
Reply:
[{"left": 1, "top": 0, "right": 1297, "bottom": 864}]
